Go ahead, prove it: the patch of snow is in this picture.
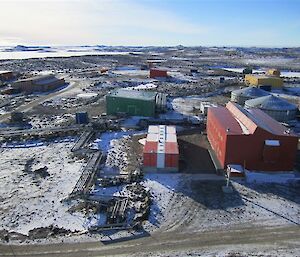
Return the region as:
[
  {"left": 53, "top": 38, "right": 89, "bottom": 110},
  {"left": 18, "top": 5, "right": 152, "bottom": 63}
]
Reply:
[
  {"left": 76, "top": 92, "right": 98, "bottom": 99},
  {"left": 96, "top": 130, "right": 144, "bottom": 154},
  {"left": 281, "top": 71, "right": 300, "bottom": 78},
  {"left": 0, "top": 142, "right": 86, "bottom": 235},
  {"left": 138, "top": 138, "right": 146, "bottom": 145},
  {"left": 120, "top": 116, "right": 147, "bottom": 129},
  {"left": 222, "top": 67, "right": 264, "bottom": 74},
  {"left": 142, "top": 174, "right": 181, "bottom": 229},
  {"left": 125, "top": 83, "right": 157, "bottom": 90},
  {"left": 245, "top": 170, "right": 298, "bottom": 184}
]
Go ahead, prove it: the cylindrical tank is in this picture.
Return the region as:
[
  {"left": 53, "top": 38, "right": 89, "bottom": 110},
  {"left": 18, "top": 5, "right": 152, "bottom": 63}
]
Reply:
[
  {"left": 231, "top": 87, "right": 270, "bottom": 105},
  {"left": 244, "top": 95, "right": 298, "bottom": 122}
]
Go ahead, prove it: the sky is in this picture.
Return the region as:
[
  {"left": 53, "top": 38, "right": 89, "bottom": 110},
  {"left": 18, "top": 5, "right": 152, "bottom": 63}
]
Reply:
[{"left": 0, "top": 0, "right": 299, "bottom": 47}]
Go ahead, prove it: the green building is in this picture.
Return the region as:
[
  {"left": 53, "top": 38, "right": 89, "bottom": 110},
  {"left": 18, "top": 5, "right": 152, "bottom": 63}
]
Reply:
[{"left": 106, "top": 89, "right": 165, "bottom": 117}]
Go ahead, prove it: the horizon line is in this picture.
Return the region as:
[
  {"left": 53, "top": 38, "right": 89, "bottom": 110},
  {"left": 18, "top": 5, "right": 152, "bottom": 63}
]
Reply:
[{"left": 1, "top": 44, "right": 300, "bottom": 49}]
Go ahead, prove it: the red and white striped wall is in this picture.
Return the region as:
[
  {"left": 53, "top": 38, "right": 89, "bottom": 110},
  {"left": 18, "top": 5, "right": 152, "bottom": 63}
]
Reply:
[{"left": 143, "top": 125, "right": 179, "bottom": 172}]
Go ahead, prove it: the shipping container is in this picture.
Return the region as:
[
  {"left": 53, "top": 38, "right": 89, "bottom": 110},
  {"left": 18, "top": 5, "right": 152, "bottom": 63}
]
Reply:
[
  {"left": 76, "top": 112, "right": 89, "bottom": 124},
  {"left": 150, "top": 68, "right": 168, "bottom": 78}
]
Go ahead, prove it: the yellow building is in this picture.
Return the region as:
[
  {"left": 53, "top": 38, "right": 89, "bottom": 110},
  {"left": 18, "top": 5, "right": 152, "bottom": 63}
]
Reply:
[
  {"left": 244, "top": 74, "right": 283, "bottom": 89},
  {"left": 267, "top": 69, "right": 281, "bottom": 76}
]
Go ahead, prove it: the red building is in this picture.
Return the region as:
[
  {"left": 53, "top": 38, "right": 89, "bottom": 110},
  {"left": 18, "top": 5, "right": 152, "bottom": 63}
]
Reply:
[
  {"left": 207, "top": 102, "right": 298, "bottom": 171},
  {"left": 143, "top": 125, "right": 179, "bottom": 172},
  {"left": 150, "top": 68, "right": 168, "bottom": 78}
]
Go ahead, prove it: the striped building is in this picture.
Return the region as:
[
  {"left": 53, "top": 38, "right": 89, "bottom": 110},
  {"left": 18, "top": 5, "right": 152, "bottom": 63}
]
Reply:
[{"left": 143, "top": 125, "right": 179, "bottom": 172}]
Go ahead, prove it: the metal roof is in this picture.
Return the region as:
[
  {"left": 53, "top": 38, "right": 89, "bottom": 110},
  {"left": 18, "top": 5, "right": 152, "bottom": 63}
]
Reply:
[
  {"left": 246, "top": 74, "right": 282, "bottom": 80},
  {"left": 226, "top": 102, "right": 296, "bottom": 136},
  {"left": 108, "top": 88, "right": 157, "bottom": 101},
  {"left": 209, "top": 107, "right": 244, "bottom": 135},
  {"left": 34, "top": 76, "right": 62, "bottom": 85},
  {"left": 225, "top": 103, "right": 257, "bottom": 134},
  {"left": 210, "top": 102, "right": 296, "bottom": 137},
  {"left": 247, "top": 108, "right": 294, "bottom": 136},
  {"left": 245, "top": 95, "right": 297, "bottom": 111},
  {"left": 232, "top": 87, "right": 270, "bottom": 97},
  {"left": 0, "top": 70, "right": 12, "bottom": 74},
  {"left": 16, "top": 74, "right": 56, "bottom": 83}
]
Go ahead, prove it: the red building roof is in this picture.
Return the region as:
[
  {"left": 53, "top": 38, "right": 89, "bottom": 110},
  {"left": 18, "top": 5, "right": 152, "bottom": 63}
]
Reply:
[
  {"left": 209, "top": 107, "right": 244, "bottom": 135},
  {"left": 217, "top": 102, "right": 297, "bottom": 137}
]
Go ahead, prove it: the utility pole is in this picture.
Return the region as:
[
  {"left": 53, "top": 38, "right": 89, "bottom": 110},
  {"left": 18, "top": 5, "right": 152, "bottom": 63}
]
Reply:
[{"left": 222, "top": 165, "right": 233, "bottom": 193}]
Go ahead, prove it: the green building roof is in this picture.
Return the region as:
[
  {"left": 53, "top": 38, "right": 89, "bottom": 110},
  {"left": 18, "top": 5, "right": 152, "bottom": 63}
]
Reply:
[{"left": 107, "top": 89, "right": 157, "bottom": 101}]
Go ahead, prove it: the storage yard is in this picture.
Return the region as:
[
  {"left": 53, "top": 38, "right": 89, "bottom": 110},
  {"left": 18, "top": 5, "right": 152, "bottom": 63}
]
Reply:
[{"left": 0, "top": 46, "right": 300, "bottom": 256}]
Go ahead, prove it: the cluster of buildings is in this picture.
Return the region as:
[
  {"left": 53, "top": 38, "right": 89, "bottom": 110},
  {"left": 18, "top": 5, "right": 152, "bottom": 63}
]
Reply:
[
  {"left": 1, "top": 64, "right": 298, "bottom": 175},
  {"left": 231, "top": 87, "right": 298, "bottom": 122},
  {"left": 207, "top": 74, "right": 298, "bottom": 172},
  {"left": 101, "top": 65, "right": 298, "bottom": 174}
]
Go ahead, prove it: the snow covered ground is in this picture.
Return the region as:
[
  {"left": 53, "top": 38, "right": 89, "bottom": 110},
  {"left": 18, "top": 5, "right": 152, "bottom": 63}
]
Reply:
[
  {"left": 142, "top": 174, "right": 182, "bottom": 230},
  {"left": 94, "top": 130, "right": 145, "bottom": 175},
  {"left": 222, "top": 67, "right": 264, "bottom": 74},
  {"left": 0, "top": 129, "right": 299, "bottom": 244},
  {"left": 140, "top": 174, "right": 300, "bottom": 234},
  {"left": 171, "top": 97, "right": 203, "bottom": 116},
  {"left": 0, "top": 142, "right": 86, "bottom": 235},
  {"left": 0, "top": 46, "right": 140, "bottom": 60},
  {"left": 245, "top": 171, "right": 300, "bottom": 184}
]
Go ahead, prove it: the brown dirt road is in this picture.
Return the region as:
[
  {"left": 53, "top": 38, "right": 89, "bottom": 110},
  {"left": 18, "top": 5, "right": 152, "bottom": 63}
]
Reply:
[{"left": 0, "top": 225, "right": 299, "bottom": 257}]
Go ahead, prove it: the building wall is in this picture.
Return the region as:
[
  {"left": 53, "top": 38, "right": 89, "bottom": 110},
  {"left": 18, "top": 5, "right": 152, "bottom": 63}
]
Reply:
[
  {"left": 225, "top": 130, "right": 298, "bottom": 171},
  {"left": 0, "top": 71, "right": 14, "bottom": 81},
  {"left": 207, "top": 109, "right": 227, "bottom": 165},
  {"left": 150, "top": 69, "right": 168, "bottom": 78},
  {"left": 245, "top": 75, "right": 283, "bottom": 88},
  {"left": 231, "top": 94, "right": 251, "bottom": 105},
  {"left": 12, "top": 80, "right": 33, "bottom": 92},
  {"left": 106, "top": 95, "right": 156, "bottom": 116}
]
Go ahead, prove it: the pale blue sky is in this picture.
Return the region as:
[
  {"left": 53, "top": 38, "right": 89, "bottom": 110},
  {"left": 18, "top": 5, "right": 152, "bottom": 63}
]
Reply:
[{"left": 0, "top": 0, "right": 299, "bottom": 47}]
